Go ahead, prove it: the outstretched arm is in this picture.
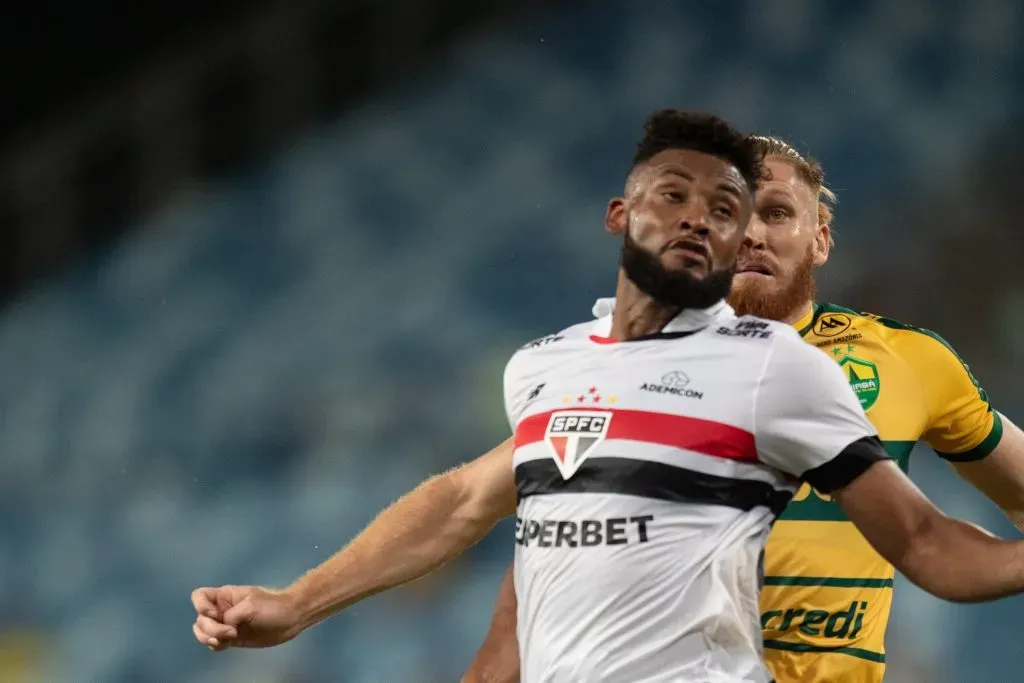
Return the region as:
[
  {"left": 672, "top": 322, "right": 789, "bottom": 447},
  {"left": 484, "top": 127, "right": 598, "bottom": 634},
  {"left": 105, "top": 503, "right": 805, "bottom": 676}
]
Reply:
[
  {"left": 463, "top": 565, "right": 519, "bottom": 683},
  {"left": 952, "top": 415, "right": 1024, "bottom": 532},
  {"left": 900, "top": 329, "right": 1024, "bottom": 532},
  {"left": 836, "top": 458, "right": 1024, "bottom": 602},
  {"left": 192, "top": 437, "right": 517, "bottom": 650},
  {"left": 289, "top": 437, "right": 517, "bottom": 629},
  {"left": 755, "top": 333, "right": 1024, "bottom": 604}
]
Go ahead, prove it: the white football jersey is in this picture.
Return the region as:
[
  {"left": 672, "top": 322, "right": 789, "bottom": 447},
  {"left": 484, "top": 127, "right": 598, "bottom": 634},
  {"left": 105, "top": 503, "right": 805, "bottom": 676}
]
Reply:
[{"left": 506, "top": 298, "right": 884, "bottom": 683}]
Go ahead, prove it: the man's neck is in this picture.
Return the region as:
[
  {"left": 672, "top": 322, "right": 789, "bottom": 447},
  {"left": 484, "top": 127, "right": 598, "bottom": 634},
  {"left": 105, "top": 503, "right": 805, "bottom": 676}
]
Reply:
[
  {"left": 608, "top": 273, "right": 683, "bottom": 341},
  {"left": 783, "top": 301, "right": 815, "bottom": 328}
]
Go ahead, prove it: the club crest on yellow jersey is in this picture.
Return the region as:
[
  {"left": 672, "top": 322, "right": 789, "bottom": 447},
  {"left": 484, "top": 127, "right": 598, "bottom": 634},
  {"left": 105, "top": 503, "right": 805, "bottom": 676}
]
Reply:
[{"left": 837, "top": 355, "right": 880, "bottom": 411}]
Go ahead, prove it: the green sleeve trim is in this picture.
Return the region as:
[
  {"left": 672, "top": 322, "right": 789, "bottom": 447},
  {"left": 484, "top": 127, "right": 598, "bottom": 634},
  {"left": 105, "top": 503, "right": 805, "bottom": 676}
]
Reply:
[
  {"left": 937, "top": 412, "right": 1004, "bottom": 462},
  {"left": 763, "top": 576, "right": 894, "bottom": 588}
]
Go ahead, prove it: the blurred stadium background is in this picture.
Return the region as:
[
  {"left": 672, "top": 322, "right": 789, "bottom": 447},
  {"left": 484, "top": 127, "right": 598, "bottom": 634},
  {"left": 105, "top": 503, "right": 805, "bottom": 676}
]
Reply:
[{"left": 0, "top": 0, "right": 1021, "bottom": 681}]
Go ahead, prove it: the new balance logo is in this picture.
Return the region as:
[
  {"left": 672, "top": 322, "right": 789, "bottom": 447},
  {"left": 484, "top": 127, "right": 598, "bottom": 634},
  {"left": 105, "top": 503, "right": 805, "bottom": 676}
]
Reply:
[{"left": 522, "top": 335, "right": 564, "bottom": 349}]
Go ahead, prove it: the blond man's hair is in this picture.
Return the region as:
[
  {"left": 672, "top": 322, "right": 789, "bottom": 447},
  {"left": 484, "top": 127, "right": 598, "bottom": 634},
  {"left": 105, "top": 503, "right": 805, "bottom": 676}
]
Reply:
[{"left": 750, "top": 136, "right": 836, "bottom": 245}]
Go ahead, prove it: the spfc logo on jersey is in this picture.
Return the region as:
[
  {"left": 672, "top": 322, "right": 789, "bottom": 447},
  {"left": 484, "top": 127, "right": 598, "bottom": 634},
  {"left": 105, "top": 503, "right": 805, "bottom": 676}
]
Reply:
[
  {"left": 837, "top": 355, "right": 880, "bottom": 411},
  {"left": 545, "top": 410, "right": 612, "bottom": 480}
]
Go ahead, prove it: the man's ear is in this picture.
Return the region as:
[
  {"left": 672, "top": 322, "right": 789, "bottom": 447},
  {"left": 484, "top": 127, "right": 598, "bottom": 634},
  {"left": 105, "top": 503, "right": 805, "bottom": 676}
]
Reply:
[
  {"left": 606, "top": 198, "right": 627, "bottom": 235},
  {"left": 813, "top": 223, "right": 831, "bottom": 266}
]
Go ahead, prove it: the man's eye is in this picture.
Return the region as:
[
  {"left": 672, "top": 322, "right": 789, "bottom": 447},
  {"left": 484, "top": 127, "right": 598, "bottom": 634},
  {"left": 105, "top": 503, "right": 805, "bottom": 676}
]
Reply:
[
  {"left": 663, "top": 191, "right": 683, "bottom": 202},
  {"left": 762, "top": 207, "right": 790, "bottom": 221},
  {"left": 712, "top": 206, "right": 734, "bottom": 218}
]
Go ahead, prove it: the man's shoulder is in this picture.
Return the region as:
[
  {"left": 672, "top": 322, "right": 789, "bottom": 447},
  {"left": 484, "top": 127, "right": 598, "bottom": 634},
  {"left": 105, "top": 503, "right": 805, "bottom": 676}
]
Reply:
[
  {"left": 846, "top": 309, "right": 986, "bottom": 398},
  {"left": 713, "top": 314, "right": 797, "bottom": 344},
  {"left": 811, "top": 302, "right": 965, "bottom": 361},
  {"left": 505, "top": 319, "right": 594, "bottom": 380},
  {"left": 515, "top": 319, "right": 594, "bottom": 351},
  {"left": 799, "top": 302, "right": 936, "bottom": 350},
  {"left": 503, "top": 318, "right": 595, "bottom": 404}
]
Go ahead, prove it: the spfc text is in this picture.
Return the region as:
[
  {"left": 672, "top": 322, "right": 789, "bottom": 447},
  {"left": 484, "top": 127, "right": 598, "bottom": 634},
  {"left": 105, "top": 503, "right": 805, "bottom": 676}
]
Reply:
[{"left": 545, "top": 410, "right": 613, "bottom": 480}]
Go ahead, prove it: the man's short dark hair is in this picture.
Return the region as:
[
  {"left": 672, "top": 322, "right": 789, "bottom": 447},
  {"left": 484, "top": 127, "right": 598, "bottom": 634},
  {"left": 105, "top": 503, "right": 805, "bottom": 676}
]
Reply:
[{"left": 632, "top": 109, "right": 763, "bottom": 193}]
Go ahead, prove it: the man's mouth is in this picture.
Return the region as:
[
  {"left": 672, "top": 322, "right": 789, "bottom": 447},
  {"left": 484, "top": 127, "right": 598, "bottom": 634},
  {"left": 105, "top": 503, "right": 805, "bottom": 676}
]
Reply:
[
  {"left": 664, "top": 239, "right": 709, "bottom": 266},
  {"left": 737, "top": 263, "right": 774, "bottom": 277}
]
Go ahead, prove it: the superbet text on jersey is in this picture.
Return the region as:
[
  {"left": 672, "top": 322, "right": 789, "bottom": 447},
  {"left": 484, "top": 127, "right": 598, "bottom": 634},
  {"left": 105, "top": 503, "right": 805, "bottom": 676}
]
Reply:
[{"left": 503, "top": 299, "right": 887, "bottom": 683}]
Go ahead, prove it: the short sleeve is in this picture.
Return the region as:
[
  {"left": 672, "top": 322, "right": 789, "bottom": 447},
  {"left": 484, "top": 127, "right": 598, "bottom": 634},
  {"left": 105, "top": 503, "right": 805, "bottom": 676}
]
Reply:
[
  {"left": 754, "top": 334, "right": 888, "bottom": 492},
  {"left": 908, "top": 330, "right": 1003, "bottom": 462},
  {"left": 503, "top": 352, "right": 526, "bottom": 431}
]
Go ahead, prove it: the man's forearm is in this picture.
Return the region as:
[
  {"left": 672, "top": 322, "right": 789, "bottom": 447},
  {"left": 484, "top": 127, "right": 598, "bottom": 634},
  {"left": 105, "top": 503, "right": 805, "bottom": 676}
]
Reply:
[
  {"left": 464, "top": 565, "right": 520, "bottom": 683},
  {"left": 287, "top": 470, "right": 495, "bottom": 629},
  {"left": 953, "top": 414, "right": 1024, "bottom": 534},
  {"left": 838, "top": 461, "right": 1024, "bottom": 604},
  {"left": 901, "top": 514, "right": 1024, "bottom": 603}
]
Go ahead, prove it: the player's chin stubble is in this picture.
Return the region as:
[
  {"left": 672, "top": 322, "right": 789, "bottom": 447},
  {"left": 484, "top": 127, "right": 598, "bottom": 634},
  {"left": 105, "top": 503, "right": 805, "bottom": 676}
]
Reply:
[
  {"left": 620, "top": 231, "right": 735, "bottom": 311},
  {"left": 728, "top": 245, "right": 816, "bottom": 322}
]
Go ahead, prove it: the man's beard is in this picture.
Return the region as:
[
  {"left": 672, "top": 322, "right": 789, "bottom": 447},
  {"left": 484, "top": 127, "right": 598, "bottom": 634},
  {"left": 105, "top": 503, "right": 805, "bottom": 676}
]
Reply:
[
  {"left": 620, "top": 231, "right": 735, "bottom": 310},
  {"left": 729, "top": 245, "right": 816, "bottom": 321}
]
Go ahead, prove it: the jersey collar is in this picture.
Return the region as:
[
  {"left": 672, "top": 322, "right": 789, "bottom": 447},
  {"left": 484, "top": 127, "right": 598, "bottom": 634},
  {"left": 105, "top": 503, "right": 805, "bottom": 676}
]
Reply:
[
  {"left": 590, "top": 297, "right": 734, "bottom": 340},
  {"left": 591, "top": 298, "right": 820, "bottom": 339},
  {"left": 794, "top": 302, "right": 821, "bottom": 337}
]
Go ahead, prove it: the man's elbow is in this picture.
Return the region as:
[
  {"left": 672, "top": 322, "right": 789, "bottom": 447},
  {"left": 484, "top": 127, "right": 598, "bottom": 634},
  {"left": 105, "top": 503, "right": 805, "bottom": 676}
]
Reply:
[
  {"left": 897, "top": 517, "right": 1001, "bottom": 603},
  {"left": 899, "top": 557, "right": 975, "bottom": 603},
  {"left": 445, "top": 466, "right": 509, "bottom": 537}
]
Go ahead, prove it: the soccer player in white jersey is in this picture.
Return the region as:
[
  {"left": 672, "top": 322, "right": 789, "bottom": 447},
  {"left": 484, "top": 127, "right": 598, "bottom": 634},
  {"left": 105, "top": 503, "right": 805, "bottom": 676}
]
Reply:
[{"left": 191, "top": 110, "right": 1024, "bottom": 683}]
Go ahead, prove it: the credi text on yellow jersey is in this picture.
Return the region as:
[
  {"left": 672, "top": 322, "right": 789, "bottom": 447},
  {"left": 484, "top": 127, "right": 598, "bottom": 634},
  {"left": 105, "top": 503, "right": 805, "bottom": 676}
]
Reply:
[{"left": 761, "top": 303, "right": 1003, "bottom": 683}]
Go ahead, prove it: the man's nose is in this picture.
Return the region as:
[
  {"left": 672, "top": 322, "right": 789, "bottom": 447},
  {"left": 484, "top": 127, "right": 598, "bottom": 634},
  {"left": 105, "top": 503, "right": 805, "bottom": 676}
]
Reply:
[
  {"left": 743, "top": 219, "right": 767, "bottom": 249},
  {"left": 679, "top": 219, "right": 711, "bottom": 237},
  {"left": 678, "top": 206, "right": 711, "bottom": 237}
]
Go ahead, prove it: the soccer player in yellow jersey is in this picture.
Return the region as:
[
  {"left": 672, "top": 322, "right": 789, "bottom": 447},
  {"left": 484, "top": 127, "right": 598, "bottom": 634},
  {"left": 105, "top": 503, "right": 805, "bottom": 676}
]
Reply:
[
  {"left": 462, "top": 136, "right": 1024, "bottom": 683},
  {"left": 733, "top": 136, "right": 1024, "bottom": 682}
]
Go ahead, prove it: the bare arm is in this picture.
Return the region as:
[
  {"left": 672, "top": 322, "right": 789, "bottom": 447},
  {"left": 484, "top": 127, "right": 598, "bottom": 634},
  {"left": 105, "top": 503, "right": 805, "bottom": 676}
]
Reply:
[
  {"left": 952, "top": 415, "right": 1024, "bottom": 532},
  {"left": 836, "top": 459, "right": 1024, "bottom": 603},
  {"left": 463, "top": 565, "right": 519, "bottom": 683},
  {"left": 287, "top": 437, "right": 517, "bottom": 630},
  {"left": 754, "top": 331, "right": 1024, "bottom": 603}
]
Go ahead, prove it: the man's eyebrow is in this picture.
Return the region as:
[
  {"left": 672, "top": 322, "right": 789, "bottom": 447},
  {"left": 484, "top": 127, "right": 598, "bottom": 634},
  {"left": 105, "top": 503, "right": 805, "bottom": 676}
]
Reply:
[
  {"left": 757, "top": 187, "right": 796, "bottom": 201},
  {"left": 657, "top": 166, "right": 745, "bottom": 200},
  {"left": 661, "top": 168, "right": 694, "bottom": 182},
  {"left": 716, "top": 182, "right": 743, "bottom": 200}
]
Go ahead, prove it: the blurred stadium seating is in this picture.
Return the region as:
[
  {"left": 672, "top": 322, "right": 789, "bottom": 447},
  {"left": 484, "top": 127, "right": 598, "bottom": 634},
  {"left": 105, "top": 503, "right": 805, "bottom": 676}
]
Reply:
[{"left": 0, "top": 0, "right": 1021, "bottom": 681}]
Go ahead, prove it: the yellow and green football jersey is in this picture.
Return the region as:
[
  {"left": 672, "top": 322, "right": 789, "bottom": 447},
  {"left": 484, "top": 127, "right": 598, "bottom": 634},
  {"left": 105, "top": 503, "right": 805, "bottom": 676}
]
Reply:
[{"left": 761, "top": 303, "right": 1003, "bottom": 683}]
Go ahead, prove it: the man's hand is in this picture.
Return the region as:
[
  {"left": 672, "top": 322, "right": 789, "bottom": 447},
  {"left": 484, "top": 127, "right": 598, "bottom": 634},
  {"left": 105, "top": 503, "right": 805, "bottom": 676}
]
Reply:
[
  {"left": 191, "top": 585, "right": 304, "bottom": 651},
  {"left": 191, "top": 437, "right": 516, "bottom": 651}
]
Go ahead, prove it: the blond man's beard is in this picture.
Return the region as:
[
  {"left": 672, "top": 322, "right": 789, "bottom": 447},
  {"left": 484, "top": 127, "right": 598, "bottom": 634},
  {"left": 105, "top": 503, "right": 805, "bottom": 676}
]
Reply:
[{"left": 729, "top": 246, "right": 816, "bottom": 322}]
